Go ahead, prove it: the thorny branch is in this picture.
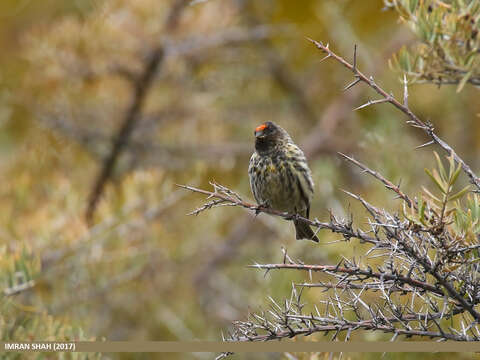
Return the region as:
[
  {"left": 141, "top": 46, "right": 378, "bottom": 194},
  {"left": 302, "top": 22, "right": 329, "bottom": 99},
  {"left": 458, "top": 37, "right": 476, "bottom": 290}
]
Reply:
[
  {"left": 181, "top": 177, "right": 480, "bottom": 345},
  {"left": 248, "top": 262, "right": 444, "bottom": 297},
  {"left": 222, "top": 249, "right": 479, "bottom": 344},
  {"left": 227, "top": 276, "right": 474, "bottom": 342},
  {"left": 342, "top": 188, "right": 480, "bottom": 322},
  {"left": 338, "top": 152, "right": 413, "bottom": 209},
  {"left": 308, "top": 39, "right": 480, "bottom": 191},
  {"left": 177, "top": 182, "right": 377, "bottom": 245}
]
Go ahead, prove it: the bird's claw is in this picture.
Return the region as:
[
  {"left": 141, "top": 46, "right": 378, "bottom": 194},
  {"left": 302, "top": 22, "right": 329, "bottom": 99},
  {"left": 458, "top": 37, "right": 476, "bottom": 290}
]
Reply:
[
  {"left": 289, "top": 213, "right": 301, "bottom": 221},
  {"left": 255, "top": 202, "right": 270, "bottom": 217}
]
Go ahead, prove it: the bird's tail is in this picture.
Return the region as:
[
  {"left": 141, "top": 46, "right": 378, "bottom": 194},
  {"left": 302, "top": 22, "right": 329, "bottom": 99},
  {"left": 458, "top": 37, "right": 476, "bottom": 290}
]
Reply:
[{"left": 294, "top": 220, "right": 319, "bottom": 242}]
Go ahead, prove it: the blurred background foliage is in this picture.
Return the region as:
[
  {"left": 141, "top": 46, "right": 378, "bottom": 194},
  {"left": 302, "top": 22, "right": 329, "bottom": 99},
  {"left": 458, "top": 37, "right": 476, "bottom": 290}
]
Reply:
[{"left": 0, "top": 0, "right": 479, "bottom": 359}]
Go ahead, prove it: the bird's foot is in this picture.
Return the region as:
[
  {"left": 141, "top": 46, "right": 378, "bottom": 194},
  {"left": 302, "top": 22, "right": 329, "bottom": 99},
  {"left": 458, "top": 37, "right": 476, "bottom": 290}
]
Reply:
[
  {"left": 291, "top": 213, "right": 302, "bottom": 221},
  {"left": 255, "top": 202, "right": 270, "bottom": 216}
]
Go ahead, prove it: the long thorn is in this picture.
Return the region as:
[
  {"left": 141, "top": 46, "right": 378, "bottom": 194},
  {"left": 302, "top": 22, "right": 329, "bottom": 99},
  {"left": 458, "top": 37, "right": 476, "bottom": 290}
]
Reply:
[
  {"left": 415, "top": 140, "right": 435, "bottom": 150},
  {"left": 353, "top": 98, "right": 389, "bottom": 111},
  {"left": 343, "top": 78, "right": 361, "bottom": 92},
  {"left": 319, "top": 54, "right": 331, "bottom": 63},
  {"left": 403, "top": 74, "right": 409, "bottom": 107}
]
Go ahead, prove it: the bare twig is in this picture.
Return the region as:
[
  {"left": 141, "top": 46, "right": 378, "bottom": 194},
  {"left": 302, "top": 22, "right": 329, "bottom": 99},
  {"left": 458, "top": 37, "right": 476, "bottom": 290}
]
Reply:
[
  {"left": 86, "top": 47, "right": 165, "bottom": 223},
  {"left": 338, "top": 153, "right": 413, "bottom": 208}
]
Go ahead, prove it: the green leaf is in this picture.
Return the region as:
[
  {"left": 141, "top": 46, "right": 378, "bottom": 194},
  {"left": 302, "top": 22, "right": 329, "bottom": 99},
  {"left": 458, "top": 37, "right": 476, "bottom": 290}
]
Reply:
[
  {"left": 472, "top": 195, "right": 480, "bottom": 218},
  {"left": 425, "top": 168, "right": 447, "bottom": 194},
  {"left": 433, "top": 151, "right": 448, "bottom": 182},
  {"left": 409, "top": 0, "right": 419, "bottom": 14},
  {"left": 449, "top": 164, "right": 462, "bottom": 186},
  {"left": 465, "top": 51, "right": 478, "bottom": 67},
  {"left": 418, "top": 197, "right": 427, "bottom": 222},
  {"left": 447, "top": 153, "right": 456, "bottom": 179},
  {"left": 449, "top": 185, "right": 472, "bottom": 202}
]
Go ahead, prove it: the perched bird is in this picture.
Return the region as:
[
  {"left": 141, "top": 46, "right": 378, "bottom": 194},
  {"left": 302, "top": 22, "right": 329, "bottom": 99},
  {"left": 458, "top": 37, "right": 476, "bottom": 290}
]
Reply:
[{"left": 248, "top": 121, "right": 319, "bottom": 242}]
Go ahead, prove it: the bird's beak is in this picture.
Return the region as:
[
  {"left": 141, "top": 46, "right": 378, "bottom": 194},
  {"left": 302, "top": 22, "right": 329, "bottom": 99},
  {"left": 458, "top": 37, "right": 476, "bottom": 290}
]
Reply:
[
  {"left": 254, "top": 124, "right": 268, "bottom": 138},
  {"left": 254, "top": 130, "right": 265, "bottom": 138}
]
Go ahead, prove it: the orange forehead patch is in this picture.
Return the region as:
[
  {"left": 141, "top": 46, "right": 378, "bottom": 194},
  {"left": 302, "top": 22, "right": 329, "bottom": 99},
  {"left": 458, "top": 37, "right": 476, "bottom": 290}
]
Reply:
[{"left": 255, "top": 123, "right": 267, "bottom": 132}]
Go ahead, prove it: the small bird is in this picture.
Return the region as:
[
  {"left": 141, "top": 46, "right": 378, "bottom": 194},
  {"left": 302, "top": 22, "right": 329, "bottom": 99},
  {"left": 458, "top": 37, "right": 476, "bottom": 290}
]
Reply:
[{"left": 248, "top": 121, "right": 319, "bottom": 242}]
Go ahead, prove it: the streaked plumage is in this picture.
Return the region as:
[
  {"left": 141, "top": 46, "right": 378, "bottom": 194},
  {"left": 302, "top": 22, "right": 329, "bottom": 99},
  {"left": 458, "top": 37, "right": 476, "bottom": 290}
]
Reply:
[{"left": 248, "top": 121, "right": 319, "bottom": 242}]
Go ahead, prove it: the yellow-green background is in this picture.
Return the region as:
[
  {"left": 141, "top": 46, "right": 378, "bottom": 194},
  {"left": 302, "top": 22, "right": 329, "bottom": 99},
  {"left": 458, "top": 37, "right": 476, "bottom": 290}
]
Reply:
[{"left": 0, "top": 0, "right": 479, "bottom": 359}]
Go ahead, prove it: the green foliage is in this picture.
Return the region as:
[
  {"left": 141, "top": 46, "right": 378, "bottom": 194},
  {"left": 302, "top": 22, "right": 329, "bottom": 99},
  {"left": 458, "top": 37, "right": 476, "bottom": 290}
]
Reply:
[
  {"left": 387, "top": 0, "right": 480, "bottom": 91},
  {"left": 423, "top": 151, "right": 470, "bottom": 206},
  {"left": 404, "top": 151, "right": 479, "bottom": 248},
  {"left": 454, "top": 193, "right": 480, "bottom": 243}
]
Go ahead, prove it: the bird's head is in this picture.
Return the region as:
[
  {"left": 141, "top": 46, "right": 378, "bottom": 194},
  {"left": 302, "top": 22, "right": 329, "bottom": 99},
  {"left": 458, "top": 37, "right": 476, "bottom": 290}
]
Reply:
[{"left": 254, "top": 121, "right": 291, "bottom": 154}]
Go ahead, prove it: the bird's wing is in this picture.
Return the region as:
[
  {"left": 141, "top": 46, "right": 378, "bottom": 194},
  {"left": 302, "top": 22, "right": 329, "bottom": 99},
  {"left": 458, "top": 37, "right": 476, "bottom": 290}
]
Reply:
[
  {"left": 285, "top": 142, "right": 315, "bottom": 196},
  {"left": 248, "top": 152, "right": 261, "bottom": 204}
]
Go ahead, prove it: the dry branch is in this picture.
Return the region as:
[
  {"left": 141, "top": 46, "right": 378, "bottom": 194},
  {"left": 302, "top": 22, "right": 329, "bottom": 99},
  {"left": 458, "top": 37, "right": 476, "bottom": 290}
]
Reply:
[{"left": 338, "top": 152, "right": 413, "bottom": 208}]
